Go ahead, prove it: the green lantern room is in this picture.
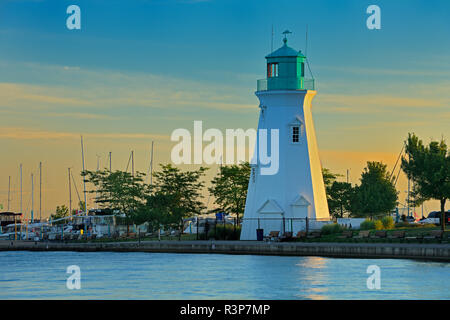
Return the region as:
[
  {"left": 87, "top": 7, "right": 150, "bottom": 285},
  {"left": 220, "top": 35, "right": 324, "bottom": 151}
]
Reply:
[{"left": 257, "top": 30, "right": 315, "bottom": 92}]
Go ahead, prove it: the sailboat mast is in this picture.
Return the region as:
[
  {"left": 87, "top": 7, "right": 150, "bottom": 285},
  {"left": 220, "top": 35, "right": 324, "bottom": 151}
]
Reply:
[
  {"left": 31, "top": 173, "right": 34, "bottom": 223},
  {"left": 132, "top": 150, "right": 134, "bottom": 177},
  {"left": 20, "top": 164, "right": 22, "bottom": 215},
  {"left": 68, "top": 168, "right": 72, "bottom": 216},
  {"left": 81, "top": 136, "right": 87, "bottom": 215},
  {"left": 150, "top": 141, "right": 154, "bottom": 185},
  {"left": 39, "top": 162, "right": 42, "bottom": 222},
  {"left": 7, "top": 176, "right": 11, "bottom": 211}
]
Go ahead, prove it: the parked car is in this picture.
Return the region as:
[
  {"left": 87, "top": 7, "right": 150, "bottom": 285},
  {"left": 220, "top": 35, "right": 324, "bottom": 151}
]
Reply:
[
  {"left": 420, "top": 211, "right": 450, "bottom": 225},
  {"left": 404, "top": 216, "right": 417, "bottom": 223}
]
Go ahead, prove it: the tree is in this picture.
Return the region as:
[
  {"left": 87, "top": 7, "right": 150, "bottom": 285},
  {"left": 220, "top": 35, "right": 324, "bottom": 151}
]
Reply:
[
  {"left": 50, "top": 205, "right": 69, "bottom": 224},
  {"left": 209, "top": 162, "right": 251, "bottom": 225},
  {"left": 143, "top": 164, "right": 208, "bottom": 231},
  {"left": 327, "top": 181, "right": 354, "bottom": 219},
  {"left": 81, "top": 169, "right": 148, "bottom": 226},
  {"left": 322, "top": 168, "right": 354, "bottom": 219},
  {"left": 322, "top": 168, "right": 341, "bottom": 188},
  {"left": 350, "top": 161, "right": 398, "bottom": 219},
  {"left": 401, "top": 133, "right": 450, "bottom": 231}
]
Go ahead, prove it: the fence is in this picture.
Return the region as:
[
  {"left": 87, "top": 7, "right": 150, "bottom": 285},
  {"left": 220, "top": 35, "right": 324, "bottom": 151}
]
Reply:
[{"left": 240, "top": 217, "right": 332, "bottom": 240}]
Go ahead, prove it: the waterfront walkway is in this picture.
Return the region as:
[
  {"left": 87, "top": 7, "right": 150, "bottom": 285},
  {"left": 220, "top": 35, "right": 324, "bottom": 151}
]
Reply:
[{"left": 1, "top": 240, "right": 450, "bottom": 261}]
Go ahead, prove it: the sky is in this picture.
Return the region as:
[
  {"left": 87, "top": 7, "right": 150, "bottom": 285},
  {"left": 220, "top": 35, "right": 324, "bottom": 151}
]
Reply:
[{"left": 0, "top": 0, "right": 449, "bottom": 218}]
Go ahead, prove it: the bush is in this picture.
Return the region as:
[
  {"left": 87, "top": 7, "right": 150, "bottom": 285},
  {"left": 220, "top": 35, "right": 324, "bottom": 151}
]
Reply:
[
  {"left": 374, "top": 220, "right": 384, "bottom": 230},
  {"left": 360, "top": 219, "right": 375, "bottom": 230},
  {"left": 381, "top": 216, "right": 395, "bottom": 229},
  {"left": 207, "top": 224, "right": 241, "bottom": 240},
  {"left": 321, "top": 223, "right": 346, "bottom": 235},
  {"left": 394, "top": 222, "right": 410, "bottom": 228}
]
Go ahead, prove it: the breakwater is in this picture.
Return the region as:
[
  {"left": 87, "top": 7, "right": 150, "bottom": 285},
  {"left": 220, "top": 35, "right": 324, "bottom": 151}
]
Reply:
[{"left": 1, "top": 240, "right": 450, "bottom": 261}]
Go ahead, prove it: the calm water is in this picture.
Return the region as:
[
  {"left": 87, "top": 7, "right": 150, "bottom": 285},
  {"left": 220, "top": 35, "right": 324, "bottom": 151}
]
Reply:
[{"left": 0, "top": 251, "right": 449, "bottom": 299}]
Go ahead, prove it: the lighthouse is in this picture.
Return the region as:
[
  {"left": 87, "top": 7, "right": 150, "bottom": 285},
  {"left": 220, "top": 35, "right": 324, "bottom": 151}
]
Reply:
[{"left": 240, "top": 32, "right": 330, "bottom": 240}]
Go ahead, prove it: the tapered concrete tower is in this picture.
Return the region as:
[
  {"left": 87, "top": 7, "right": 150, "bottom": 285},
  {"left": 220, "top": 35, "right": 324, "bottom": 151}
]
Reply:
[{"left": 240, "top": 32, "right": 330, "bottom": 240}]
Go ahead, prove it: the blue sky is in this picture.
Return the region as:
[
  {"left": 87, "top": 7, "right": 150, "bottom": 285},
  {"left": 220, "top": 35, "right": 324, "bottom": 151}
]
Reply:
[{"left": 0, "top": 0, "right": 449, "bottom": 215}]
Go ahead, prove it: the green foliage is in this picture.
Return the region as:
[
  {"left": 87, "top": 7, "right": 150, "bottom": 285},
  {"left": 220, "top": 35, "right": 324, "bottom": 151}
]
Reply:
[
  {"left": 395, "top": 222, "right": 436, "bottom": 229},
  {"left": 143, "top": 164, "right": 208, "bottom": 229},
  {"left": 321, "top": 223, "right": 346, "bottom": 235},
  {"left": 328, "top": 182, "right": 354, "bottom": 219},
  {"left": 207, "top": 224, "right": 241, "bottom": 240},
  {"left": 350, "top": 161, "right": 398, "bottom": 219},
  {"left": 81, "top": 169, "right": 147, "bottom": 223},
  {"left": 322, "top": 168, "right": 354, "bottom": 219},
  {"left": 381, "top": 216, "right": 395, "bottom": 229},
  {"left": 50, "top": 205, "right": 69, "bottom": 223},
  {"left": 208, "top": 162, "right": 250, "bottom": 224},
  {"left": 360, "top": 219, "right": 375, "bottom": 230},
  {"left": 401, "top": 133, "right": 450, "bottom": 231},
  {"left": 374, "top": 220, "right": 384, "bottom": 230}
]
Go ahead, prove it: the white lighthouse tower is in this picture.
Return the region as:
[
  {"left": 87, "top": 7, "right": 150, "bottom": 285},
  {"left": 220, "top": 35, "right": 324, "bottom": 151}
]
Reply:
[{"left": 240, "top": 32, "right": 330, "bottom": 240}]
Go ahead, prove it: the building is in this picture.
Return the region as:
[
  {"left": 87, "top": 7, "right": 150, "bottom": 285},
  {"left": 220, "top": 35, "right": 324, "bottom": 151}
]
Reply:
[{"left": 240, "top": 32, "right": 330, "bottom": 240}]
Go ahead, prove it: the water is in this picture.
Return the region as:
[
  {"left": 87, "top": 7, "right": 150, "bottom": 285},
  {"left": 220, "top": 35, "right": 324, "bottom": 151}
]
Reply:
[{"left": 0, "top": 251, "right": 449, "bottom": 299}]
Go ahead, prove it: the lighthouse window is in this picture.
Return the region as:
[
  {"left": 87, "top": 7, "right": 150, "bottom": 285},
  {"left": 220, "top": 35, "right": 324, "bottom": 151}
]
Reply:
[
  {"left": 292, "top": 126, "right": 300, "bottom": 143},
  {"left": 267, "top": 63, "right": 278, "bottom": 78}
]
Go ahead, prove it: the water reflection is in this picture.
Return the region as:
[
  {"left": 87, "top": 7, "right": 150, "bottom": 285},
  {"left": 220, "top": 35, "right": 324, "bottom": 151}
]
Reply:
[{"left": 295, "top": 257, "right": 329, "bottom": 299}]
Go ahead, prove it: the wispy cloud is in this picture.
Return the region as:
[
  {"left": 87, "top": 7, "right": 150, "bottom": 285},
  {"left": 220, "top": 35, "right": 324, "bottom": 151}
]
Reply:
[{"left": 0, "top": 127, "right": 168, "bottom": 140}]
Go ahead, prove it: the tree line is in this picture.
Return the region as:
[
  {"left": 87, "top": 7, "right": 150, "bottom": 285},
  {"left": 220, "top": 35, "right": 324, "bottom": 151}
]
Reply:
[{"left": 52, "top": 133, "right": 448, "bottom": 232}]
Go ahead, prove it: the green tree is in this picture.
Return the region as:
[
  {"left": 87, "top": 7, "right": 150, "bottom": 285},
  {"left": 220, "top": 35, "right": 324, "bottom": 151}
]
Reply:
[
  {"left": 143, "top": 164, "right": 208, "bottom": 230},
  {"left": 81, "top": 169, "right": 148, "bottom": 226},
  {"left": 208, "top": 162, "right": 251, "bottom": 224},
  {"left": 322, "top": 168, "right": 341, "bottom": 188},
  {"left": 50, "top": 205, "right": 69, "bottom": 224},
  {"left": 350, "top": 161, "right": 398, "bottom": 219},
  {"left": 401, "top": 133, "right": 450, "bottom": 231},
  {"left": 322, "top": 168, "right": 354, "bottom": 219},
  {"left": 327, "top": 181, "right": 354, "bottom": 219}
]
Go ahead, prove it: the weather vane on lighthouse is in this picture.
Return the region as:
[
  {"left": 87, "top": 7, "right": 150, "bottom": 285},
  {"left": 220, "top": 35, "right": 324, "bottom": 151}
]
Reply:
[{"left": 282, "top": 30, "right": 292, "bottom": 44}]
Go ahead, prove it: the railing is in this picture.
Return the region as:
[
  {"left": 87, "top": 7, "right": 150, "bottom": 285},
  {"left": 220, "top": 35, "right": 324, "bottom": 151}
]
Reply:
[{"left": 257, "top": 78, "right": 315, "bottom": 91}]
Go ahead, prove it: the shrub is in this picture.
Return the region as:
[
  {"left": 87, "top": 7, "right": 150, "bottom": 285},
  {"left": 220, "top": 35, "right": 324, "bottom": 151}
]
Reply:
[
  {"left": 360, "top": 219, "right": 375, "bottom": 230},
  {"left": 381, "top": 216, "right": 395, "bottom": 229},
  {"left": 394, "top": 222, "right": 410, "bottom": 228},
  {"left": 374, "top": 220, "right": 384, "bottom": 230},
  {"left": 207, "top": 224, "right": 241, "bottom": 240},
  {"left": 321, "top": 223, "right": 346, "bottom": 235}
]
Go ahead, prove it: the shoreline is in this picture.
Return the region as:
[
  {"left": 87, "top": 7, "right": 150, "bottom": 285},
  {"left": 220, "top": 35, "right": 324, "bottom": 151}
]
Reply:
[{"left": 1, "top": 240, "right": 450, "bottom": 262}]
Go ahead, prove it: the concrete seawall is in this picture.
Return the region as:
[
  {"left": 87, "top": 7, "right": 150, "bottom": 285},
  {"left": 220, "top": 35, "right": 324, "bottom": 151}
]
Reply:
[{"left": 1, "top": 240, "right": 450, "bottom": 261}]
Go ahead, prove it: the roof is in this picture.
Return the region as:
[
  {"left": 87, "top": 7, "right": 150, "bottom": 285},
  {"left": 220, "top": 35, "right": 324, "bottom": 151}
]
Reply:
[{"left": 266, "top": 40, "right": 305, "bottom": 59}]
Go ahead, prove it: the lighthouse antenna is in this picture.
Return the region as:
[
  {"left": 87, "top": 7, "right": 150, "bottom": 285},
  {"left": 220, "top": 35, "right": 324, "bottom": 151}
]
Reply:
[
  {"left": 304, "top": 25, "right": 315, "bottom": 80},
  {"left": 305, "top": 24, "right": 308, "bottom": 57},
  {"left": 271, "top": 24, "right": 274, "bottom": 52}
]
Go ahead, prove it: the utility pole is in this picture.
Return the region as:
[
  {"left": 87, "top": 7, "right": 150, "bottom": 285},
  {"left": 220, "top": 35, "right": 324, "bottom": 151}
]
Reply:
[{"left": 109, "top": 152, "right": 112, "bottom": 171}]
